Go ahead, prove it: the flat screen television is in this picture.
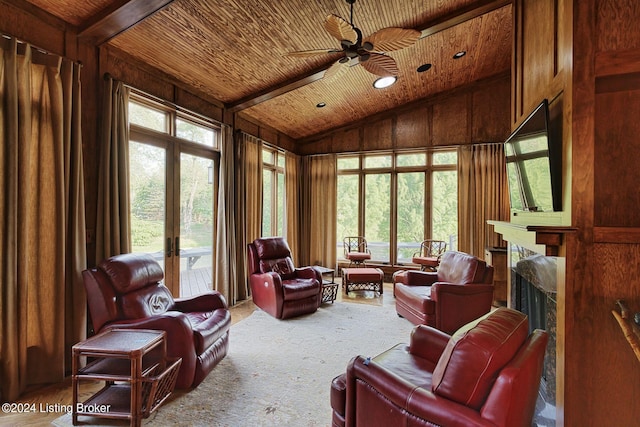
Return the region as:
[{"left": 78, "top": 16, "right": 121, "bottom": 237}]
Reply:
[{"left": 504, "top": 99, "right": 562, "bottom": 212}]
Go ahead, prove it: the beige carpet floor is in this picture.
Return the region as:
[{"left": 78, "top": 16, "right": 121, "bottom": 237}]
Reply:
[{"left": 54, "top": 293, "right": 413, "bottom": 427}]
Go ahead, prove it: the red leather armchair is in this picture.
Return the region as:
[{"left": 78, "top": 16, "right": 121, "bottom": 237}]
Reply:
[
  {"left": 82, "top": 253, "right": 231, "bottom": 389},
  {"left": 393, "top": 250, "right": 494, "bottom": 334},
  {"left": 331, "top": 307, "right": 548, "bottom": 427},
  {"left": 247, "top": 237, "right": 322, "bottom": 319}
]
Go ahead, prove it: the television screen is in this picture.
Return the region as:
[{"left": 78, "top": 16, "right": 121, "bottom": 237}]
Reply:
[{"left": 505, "top": 99, "right": 561, "bottom": 212}]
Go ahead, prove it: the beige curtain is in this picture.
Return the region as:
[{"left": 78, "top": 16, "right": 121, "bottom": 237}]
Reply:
[
  {"left": 285, "top": 152, "right": 301, "bottom": 263},
  {"left": 236, "top": 132, "right": 262, "bottom": 296},
  {"left": 0, "top": 37, "right": 86, "bottom": 401},
  {"left": 95, "top": 76, "right": 131, "bottom": 264},
  {"left": 457, "top": 144, "right": 509, "bottom": 258},
  {"left": 214, "top": 125, "right": 245, "bottom": 305},
  {"left": 301, "top": 155, "right": 337, "bottom": 268}
]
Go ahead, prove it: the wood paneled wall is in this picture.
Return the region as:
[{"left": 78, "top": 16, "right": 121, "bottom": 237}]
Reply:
[
  {"left": 514, "top": 0, "right": 640, "bottom": 425},
  {"left": 298, "top": 73, "right": 511, "bottom": 155}
]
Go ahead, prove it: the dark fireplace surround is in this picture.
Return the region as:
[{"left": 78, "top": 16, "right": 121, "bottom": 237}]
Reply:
[{"left": 511, "top": 247, "right": 557, "bottom": 405}]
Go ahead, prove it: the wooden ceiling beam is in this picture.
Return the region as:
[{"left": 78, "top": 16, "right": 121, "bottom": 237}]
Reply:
[
  {"left": 78, "top": 0, "right": 175, "bottom": 45},
  {"left": 228, "top": 0, "right": 511, "bottom": 113}
]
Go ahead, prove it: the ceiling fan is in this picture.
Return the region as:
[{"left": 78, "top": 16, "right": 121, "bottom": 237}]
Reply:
[{"left": 286, "top": 0, "right": 420, "bottom": 81}]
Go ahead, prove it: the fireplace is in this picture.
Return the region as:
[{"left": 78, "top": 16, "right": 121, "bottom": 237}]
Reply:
[{"left": 511, "top": 246, "right": 557, "bottom": 405}]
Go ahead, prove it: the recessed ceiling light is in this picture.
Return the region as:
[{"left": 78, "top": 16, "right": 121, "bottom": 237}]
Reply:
[
  {"left": 316, "top": 102, "right": 326, "bottom": 108},
  {"left": 417, "top": 63, "right": 432, "bottom": 72},
  {"left": 373, "top": 76, "right": 397, "bottom": 89},
  {"left": 453, "top": 51, "right": 467, "bottom": 59}
]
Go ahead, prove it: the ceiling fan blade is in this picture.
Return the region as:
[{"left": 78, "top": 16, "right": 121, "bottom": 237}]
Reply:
[
  {"left": 323, "top": 59, "right": 351, "bottom": 82},
  {"left": 285, "top": 48, "right": 342, "bottom": 57},
  {"left": 363, "top": 27, "right": 420, "bottom": 52},
  {"left": 359, "top": 53, "right": 398, "bottom": 77},
  {"left": 324, "top": 14, "right": 358, "bottom": 45}
]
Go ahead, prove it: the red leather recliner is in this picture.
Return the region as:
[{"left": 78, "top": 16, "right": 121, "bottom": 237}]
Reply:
[
  {"left": 331, "top": 307, "right": 548, "bottom": 427},
  {"left": 247, "top": 237, "right": 322, "bottom": 319},
  {"left": 393, "top": 250, "right": 494, "bottom": 334},
  {"left": 82, "top": 253, "right": 231, "bottom": 389}
]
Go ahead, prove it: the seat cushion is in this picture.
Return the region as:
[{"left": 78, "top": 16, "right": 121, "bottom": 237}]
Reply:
[
  {"left": 281, "top": 278, "right": 319, "bottom": 301},
  {"left": 431, "top": 307, "right": 529, "bottom": 410},
  {"left": 412, "top": 256, "right": 439, "bottom": 267},
  {"left": 185, "top": 309, "right": 232, "bottom": 355},
  {"left": 394, "top": 284, "right": 435, "bottom": 315},
  {"left": 343, "top": 268, "right": 383, "bottom": 282},
  {"left": 346, "top": 252, "right": 371, "bottom": 262}
]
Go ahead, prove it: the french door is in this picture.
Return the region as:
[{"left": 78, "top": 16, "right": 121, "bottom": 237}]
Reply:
[{"left": 129, "top": 134, "right": 218, "bottom": 297}]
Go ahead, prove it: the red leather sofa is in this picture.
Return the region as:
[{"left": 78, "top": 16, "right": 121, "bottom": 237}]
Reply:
[
  {"left": 331, "top": 307, "right": 548, "bottom": 427},
  {"left": 82, "top": 253, "right": 231, "bottom": 389},
  {"left": 393, "top": 250, "right": 494, "bottom": 334},
  {"left": 247, "top": 237, "right": 323, "bottom": 319}
]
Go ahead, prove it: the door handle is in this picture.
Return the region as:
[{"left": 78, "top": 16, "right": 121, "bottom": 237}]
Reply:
[
  {"left": 175, "top": 237, "right": 180, "bottom": 257},
  {"left": 166, "top": 237, "right": 172, "bottom": 257}
]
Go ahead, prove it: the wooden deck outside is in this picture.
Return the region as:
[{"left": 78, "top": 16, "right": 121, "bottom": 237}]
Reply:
[{"left": 180, "top": 267, "right": 212, "bottom": 297}]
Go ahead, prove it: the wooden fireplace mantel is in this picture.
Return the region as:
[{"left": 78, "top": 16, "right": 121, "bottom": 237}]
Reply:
[{"left": 488, "top": 221, "right": 576, "bottom": 256}]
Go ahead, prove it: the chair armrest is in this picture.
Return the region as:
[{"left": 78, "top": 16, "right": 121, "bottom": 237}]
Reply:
[
  {"left": 347, "top": 355, "right": 492, "bottom": 427},
  {"left": 430, "top": 282, "right": 494, "bottom": 298},
  {"left": 295, "top": 266, "right": 321, "bottom": 282},
  {"left": 408, "top": 325, "right": 451, "bottom": 362},
  {"left": 399, "top": 270, "right": 438, "bottom": 286},
  {"left": 174, "top": 291, "right": 228, "bottom": 312},
  {"left": 249, "top": 271, "right": 283, "bottom": 290}
]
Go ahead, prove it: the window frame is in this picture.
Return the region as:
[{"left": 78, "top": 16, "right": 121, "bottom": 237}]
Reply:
[{"left": 336, "top": 149, "right": 457, "bottom": 266}]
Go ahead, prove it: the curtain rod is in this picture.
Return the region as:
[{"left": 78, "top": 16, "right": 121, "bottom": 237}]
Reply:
[{"left": 1, "top": 33, "right": 83, "bottom": 67}]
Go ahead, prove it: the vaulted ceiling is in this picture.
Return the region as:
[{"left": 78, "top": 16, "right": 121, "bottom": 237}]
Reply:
[{"left": 24, "top": 0, "right": 512, "bottom": 140}]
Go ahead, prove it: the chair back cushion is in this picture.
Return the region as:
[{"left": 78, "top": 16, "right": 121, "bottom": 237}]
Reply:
[
  {"left": 437, "top": 251, "right": 488, "bottom": 284},
  {"left": 99, "top": 253, "right": 164, "bottom": 294},
  {"left": 120, "top": 283, "right": 175, "bottom": 318},
  {"left": 431, "top": 307, "right": 529, "bottom": 410},
  {"left": 252, "top": 237, "right": 296, "bottom": 279},
  {"left": 97, "top": 253, "right": 175, "bottom": 319}
]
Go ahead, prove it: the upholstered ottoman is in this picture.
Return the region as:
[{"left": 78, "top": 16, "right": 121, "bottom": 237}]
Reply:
[{"left": 342, "top": 267, "right": 383, "bottom": 295}]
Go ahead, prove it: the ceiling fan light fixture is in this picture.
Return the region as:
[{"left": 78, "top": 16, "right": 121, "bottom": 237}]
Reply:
[{"left": 373, "top": 76, "right": 397, "bottom": 89}]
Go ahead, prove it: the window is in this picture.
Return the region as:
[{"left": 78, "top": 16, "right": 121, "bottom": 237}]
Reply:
[
  {"left": 336, "top": 150, "right": 457, "bottom": 265},
  {"left": 128, "top": 94, "right": 220, "bottom": 297},
  {"left": 262, "top": 146, "right": 285, "bottom": 237}
]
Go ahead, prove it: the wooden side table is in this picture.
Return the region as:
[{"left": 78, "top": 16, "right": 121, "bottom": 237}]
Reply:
[
  {"left": 72, "top": 329, "right": 181, "bottom": 427},
  {"left": 313, "top": 266, "right": 339, "bottom": 303}
]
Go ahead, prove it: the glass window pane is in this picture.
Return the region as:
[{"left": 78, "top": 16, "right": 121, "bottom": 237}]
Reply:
[
  {"left": 433, "top": 151, "right": 457, "bottom": 165},
  {"left": 277, "top": 153, "right": 285, "bottom": 168},
  {"left": 364, "top": 154, "right": 392, "bottom": 169},
  {"left": 277, "top": 172, "right": 285, "bottom": 236},
  {"left": 396, "top": 153, "right": 426, "bottom": 167},
  {"left": 176, "top": 118, "right": 216, "bottom": 147},
  {"left": 365, "top": 173, "right": 390, "bottom": 263},
  {"left": 337, "top": 175, "right": 359, "bottom": 258},
  {"left": 432, "top": 171, "right": 458, "bottom": 250},
  {"left": 397, "top": 172, "right": 425, "bottom": 263},
  {"left": 337, "top": 157, "right": 360, "bottom": 170},
  {"left": 263, "top": 149, "right": 274, "bottom": 165},
  {"left": 129, "top": 141, "right": 166, "bottom": 261},
  {"left": 179, "top": 153, "right": 214, "bottom": 296},
  {"left": 262, "top": 170, "right": 272, "bottom": 236},
  {"left": 129, "top": 102, "right": 167, "bottom": 132}
]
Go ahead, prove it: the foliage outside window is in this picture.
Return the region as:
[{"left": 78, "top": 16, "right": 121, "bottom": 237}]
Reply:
[
  {"left": 127, "top": 94, "right": 219, "bottom": 297},
  {"left": 337, "top": 150, "right": 457, "bottom": 265}
]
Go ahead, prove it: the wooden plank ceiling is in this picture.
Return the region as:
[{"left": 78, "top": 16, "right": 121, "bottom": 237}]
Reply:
[{"left": 24, "top": 0, "right": 512, "bottom": 141}]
